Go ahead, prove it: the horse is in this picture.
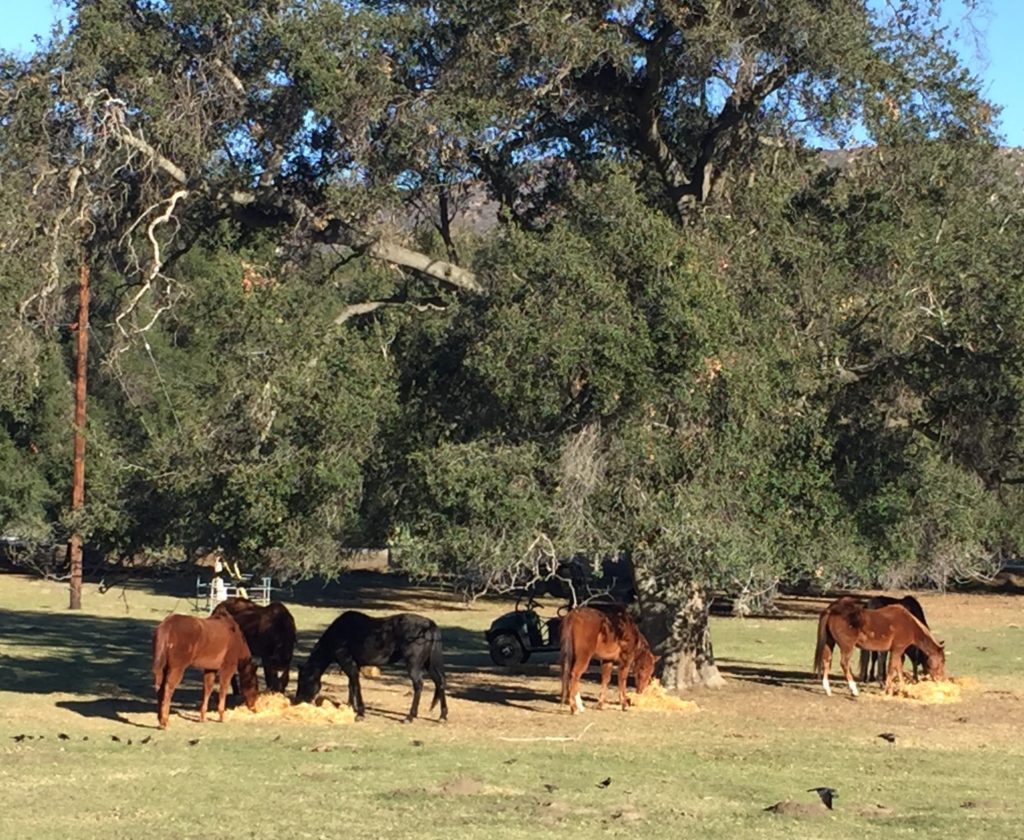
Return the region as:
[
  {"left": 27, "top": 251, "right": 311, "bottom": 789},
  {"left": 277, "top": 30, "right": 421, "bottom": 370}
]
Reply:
[
  {"left": 151, "top": 613, "right": 258, "bottom": 729},
  {"left": 210, "top": 597, "right": 297, "bottom": 693},
  {"left": 559, "top": 606, "right": 657, "bottom": 714},
  {"left": 294, "top": 611, "right": 447, "bottom": 723},
  {"left": 857, "top": 595, "right": 929, "bottom": 686},
  {"left": 813, "top": 596, "right": 946, "bottom": 697}
]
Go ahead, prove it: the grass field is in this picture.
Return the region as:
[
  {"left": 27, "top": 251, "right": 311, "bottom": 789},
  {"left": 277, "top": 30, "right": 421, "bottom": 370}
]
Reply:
[{"left": 2, "top": 571, "right": 1023, "bottom": 839}]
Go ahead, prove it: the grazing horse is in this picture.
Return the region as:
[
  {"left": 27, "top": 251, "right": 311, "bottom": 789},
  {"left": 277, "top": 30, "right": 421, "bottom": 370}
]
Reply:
[
  {"left": 295, "top": 611, "right": 448, "bottom": 723},
  {"left": 211, "top": 597, "right": 297, "bottom": 693},
  {"left": 813, "top": 596, "right": 946, "bottom": 697},
  {"left": 559, "top": 606, "right": 657, "bottom": 714},
  {"left": 857, "top": 595, "right": 929, "bottom": 686},
  {"left": 151, "top": 613, "right": 258, "bottom": 729}
]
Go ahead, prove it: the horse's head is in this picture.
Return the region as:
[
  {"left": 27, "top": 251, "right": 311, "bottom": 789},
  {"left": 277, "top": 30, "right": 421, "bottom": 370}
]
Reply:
[
  {"left": 634, "top": 648, "right": 659, "bottom": 695},
  {"left": 238, "top": 658, "right": 259, "bottom": 710},
  {"left": 925, "top": 642, "right": 947, "bottom": 681},
  {"left": 295, "top": 662, "right": 321, "bottom": 704}
]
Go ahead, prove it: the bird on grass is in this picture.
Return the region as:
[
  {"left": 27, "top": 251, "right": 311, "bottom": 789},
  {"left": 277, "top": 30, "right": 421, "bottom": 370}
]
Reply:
[
  {"left": 596, "top": 777, "right": 612, "bottom": 789},
  {"left": 878, "top": 732, "right": 896, "bottom": 743},
  {"left": 808, "top": 787, "right": 837, "bottom": 809}
]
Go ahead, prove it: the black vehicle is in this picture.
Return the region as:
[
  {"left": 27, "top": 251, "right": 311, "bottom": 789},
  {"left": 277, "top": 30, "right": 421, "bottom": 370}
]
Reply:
[{"left": 485, "top": 597, "right": 565, "bottom": 666}]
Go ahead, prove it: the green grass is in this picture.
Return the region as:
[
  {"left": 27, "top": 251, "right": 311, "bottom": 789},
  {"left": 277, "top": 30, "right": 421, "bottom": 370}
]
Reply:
[{"left": 2, "top": 574, "right": 1023, "bottom": 839}]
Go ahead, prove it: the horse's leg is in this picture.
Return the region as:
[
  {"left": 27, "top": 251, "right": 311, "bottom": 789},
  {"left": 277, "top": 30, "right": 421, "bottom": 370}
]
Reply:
[
  {"left": 596, "top": 661, "right": 613, "bottom": 710},
  {"left": 569, "top": 652, "right": 588, "bottom": 714},
  {"left": 858, "top": 649, "right": 870, "bottom": 684},
  {"left": 157, "top": 665, "right": 182, "bottom": 729},
  {"left": 877, "top": 651, "right": 889, "bottom": 688},
  {"left": 405, "top": 664, "right": 425, "bottom": 723},
  {"left": 427, "top": 659, "right": 447, "bottom": 722},
  {"left": 820, "top": 643, "right": 834, "bottom": 696},
  {"left": 617, "top": 659, "right": 630, "bottom": 711},
  {"left": 217, "top": 668, "right": 233, "bottom": 722},
  {"left": 263, "top": 659, "right": 277, "bottom": 693},
  {"left": 345, "top": 664, "right": 365, "bottom": 719},
  {"left": 200, "top": 670, "right": 216, "bottom": 722},
  {"left": 839, "top": 646, "right": 858, "bottom": 697},
  {"left": 279, "top": 656, "right": 291, "bottom": 695}
]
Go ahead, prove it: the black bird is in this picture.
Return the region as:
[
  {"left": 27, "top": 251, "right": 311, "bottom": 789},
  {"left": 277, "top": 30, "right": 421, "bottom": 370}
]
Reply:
[
  {"left": 58, "top": 733, "right": 70, "bottom": 741},
  {"left": 597, "top": 777, "right": 612, "bottom": 789},
  {"left": 12, "top": 734, "right": 27, "bottom": 742},
  {"left": 139, "top": 736, "right": 152, "bottom": 745},
  {"left": 543, "top": 783, "right": 558, "bottom": 793},
  {"left": 188, "top": 738, "right": 200, "bottom": 746},
  {"left": 878, "top": 732, "right": 896, "bottom": 743},
  {"left": 411, "top": 740, "right": 424, "bottom": 747},
  {"left": 808, "top": 787, "right": 837, "bottom": 810},
  {"left": 110, "top": 735, "right": 121, "bottom": 743},
  {"left": 503, "top": 758, "right": 517, "bottom": 765}
]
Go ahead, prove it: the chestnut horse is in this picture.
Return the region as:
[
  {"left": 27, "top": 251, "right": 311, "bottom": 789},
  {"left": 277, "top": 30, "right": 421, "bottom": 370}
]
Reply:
[
  {"left": 211, "top": 597, "right": 297, "bottom": 693},
  {"left": 813, "top": 596, "right": 946, "bottom": 697},
  {"left": 151, "top": 613, "right": 258, "bottom": 729},
  {"left": 559, "top": 606, "right": 657, "bottom": 714},
  {"left": 295, "top": 611, "right": 447, "bottom": 723},
  {"left": 857, "top": 595, "right": 930, "bottom": 686}
]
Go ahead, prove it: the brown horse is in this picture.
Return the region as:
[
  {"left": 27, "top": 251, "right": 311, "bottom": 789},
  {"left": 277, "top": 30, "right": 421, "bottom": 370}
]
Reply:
[
  {"left": 857, "top": 595, "right": 930, "bottom": 686},
  {"left": 559, "top": 606, "right": 657, "bottom": 714},
  {"left": 211, "top": 597, "right": 297, "bottom": 693},
  {"left": 813, "top": 596, "right": 946, "bottom": 697},
  {"left": 151, "top": 613, "right": 258, "bottom": 729}
]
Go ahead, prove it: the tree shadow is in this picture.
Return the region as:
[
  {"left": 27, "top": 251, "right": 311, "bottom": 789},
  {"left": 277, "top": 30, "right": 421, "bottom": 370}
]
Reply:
[
  {"left": 448, "top": 681, "right": 558, "bottom": 713},
  {"left": 0, "top": 607, "right": 156, "bottom": 698},
  {"left": 718, "top": 659, "right": 818, "bottom": 692}
]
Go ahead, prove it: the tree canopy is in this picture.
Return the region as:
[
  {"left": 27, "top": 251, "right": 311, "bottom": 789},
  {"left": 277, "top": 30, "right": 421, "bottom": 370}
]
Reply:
[{"left": 2, "top": 0, "right": 1022, "bottom": 686}]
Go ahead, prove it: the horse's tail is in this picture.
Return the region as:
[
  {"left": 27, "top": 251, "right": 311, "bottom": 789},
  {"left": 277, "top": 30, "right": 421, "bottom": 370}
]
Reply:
[
  {"left": 427, "top": 625, "right": 446, "bottom": 711},
  {"left": 813, "top": 608, "right": 832, "bottom": 677},
  {"left": 152, "top": 625, "right": 169, "bottom": 691},
  {"left": 559, "top": 614, "right": 574, "bottom": 706}
]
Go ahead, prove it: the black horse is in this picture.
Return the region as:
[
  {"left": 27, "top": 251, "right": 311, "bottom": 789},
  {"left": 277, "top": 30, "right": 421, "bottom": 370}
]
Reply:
[
  {"left": 295, "top": 611, "right": 448, "bottom": 723},
  {"left": 858, "top": 595, "right": 930, "bottom": 685}
]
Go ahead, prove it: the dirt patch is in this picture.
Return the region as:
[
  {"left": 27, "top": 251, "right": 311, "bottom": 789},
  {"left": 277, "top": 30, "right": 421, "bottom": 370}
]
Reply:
[
  {"left": 763, "top": 800, "right": 829, "bottom": 817},
  {"left": 434, "top": 776, "right": 487, "bottom": 796}
]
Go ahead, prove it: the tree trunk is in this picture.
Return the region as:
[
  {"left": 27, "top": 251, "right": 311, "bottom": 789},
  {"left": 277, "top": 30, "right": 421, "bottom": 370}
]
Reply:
[
  {"left": 68, "top": 254, "right": 89, "bottom": 611},
  {"left": 632, "top": 560, "right": 725, "bottom": 690}
]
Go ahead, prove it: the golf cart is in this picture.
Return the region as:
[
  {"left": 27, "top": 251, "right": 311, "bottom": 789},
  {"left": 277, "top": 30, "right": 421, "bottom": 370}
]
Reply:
[{"left": 485, "top": 596, "right": 566, "bottom": 666}]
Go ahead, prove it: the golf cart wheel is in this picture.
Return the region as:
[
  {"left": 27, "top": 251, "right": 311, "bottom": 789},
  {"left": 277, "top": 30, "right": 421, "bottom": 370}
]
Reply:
[{"left": 489, "top": 633, "right": 527, "bottom": 666}]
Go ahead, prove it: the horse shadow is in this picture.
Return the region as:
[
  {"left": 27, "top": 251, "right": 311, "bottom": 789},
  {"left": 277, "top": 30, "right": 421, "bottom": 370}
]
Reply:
[
  {"left": 54, "top": 697, "right": 157, "bottom": 727},
  {"left": 717, "top": 659, "right": 819, "bottom": 692}
]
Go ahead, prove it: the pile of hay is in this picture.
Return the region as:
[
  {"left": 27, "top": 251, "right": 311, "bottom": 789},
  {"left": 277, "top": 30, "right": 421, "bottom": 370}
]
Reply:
[
  {"left": 224, "top": 692, "right": 356, "bottom": 724},
  {"left": 628, "top": 679, "right": 700, "bottom": 712},
  {"left": 894, "top": 676, "right": 977, "bottom": 704}
]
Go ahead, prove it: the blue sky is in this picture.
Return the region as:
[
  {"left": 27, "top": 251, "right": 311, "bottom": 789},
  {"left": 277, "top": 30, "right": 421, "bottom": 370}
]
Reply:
[{"left": 2, "top": 0, "right": 1023, "bottom": 146}]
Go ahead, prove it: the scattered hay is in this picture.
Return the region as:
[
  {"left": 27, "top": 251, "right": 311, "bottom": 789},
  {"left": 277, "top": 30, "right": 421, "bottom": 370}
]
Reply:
[
  {"left": 223, "top": 692, "right": 356, "bottom": 724},
  {"left": 360, "top": 665, "right": 381, "bottom": 678},
  {"left": 895, "top": 679, "right": 966, "bottom": 704},
  {"left": 628, "top": 679, "right": 700, "bottom": 713}
]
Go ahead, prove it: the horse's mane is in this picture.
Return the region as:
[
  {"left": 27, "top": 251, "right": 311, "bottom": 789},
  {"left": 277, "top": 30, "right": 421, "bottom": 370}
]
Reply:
[
  {"left": 907, "top": 612, "right": 943, "bottom": 652},
  {"left": 830, "top": 597, "right": 864, "bottom": 629}
]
